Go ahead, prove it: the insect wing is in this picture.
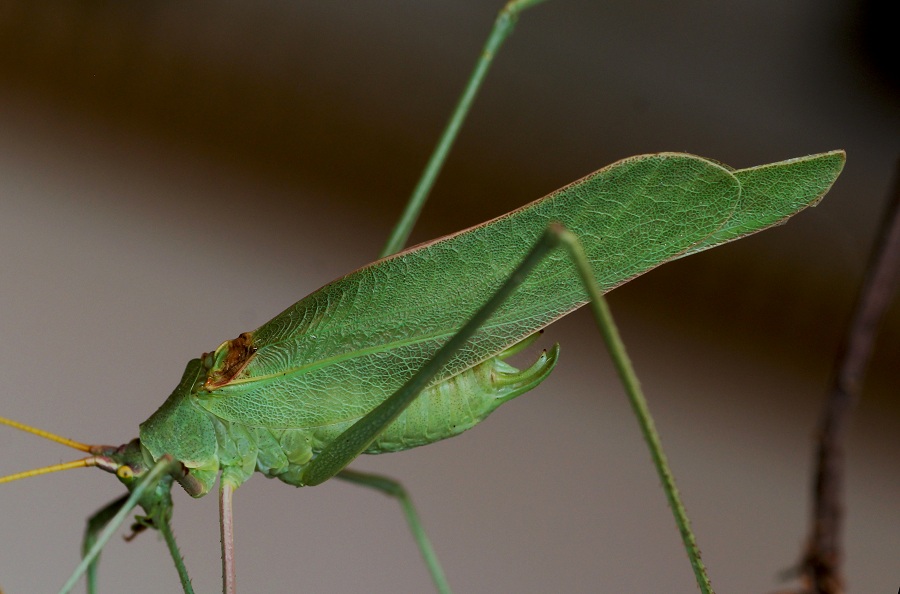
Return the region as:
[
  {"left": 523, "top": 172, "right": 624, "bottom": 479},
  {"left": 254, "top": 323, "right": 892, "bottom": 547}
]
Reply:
[
  {"left": 685, "top": 151, "right": 845, "bottom": 255},
  {"left": 198, "top": 154, "right": 740, "bottom": 430}
]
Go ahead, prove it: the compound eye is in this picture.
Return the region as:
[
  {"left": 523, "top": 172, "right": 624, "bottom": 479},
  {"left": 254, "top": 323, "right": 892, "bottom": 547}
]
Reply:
[{"left": 116, "top": 465, "right": 134, "bottom": 480}]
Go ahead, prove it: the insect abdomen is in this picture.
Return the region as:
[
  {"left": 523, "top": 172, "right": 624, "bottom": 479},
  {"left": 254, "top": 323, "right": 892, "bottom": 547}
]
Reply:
[
  {"left": 363, "top": 344, "right": 559, "bottom": 453},
  {"left": 201, "top": 334, "right": 559, "bottom": 487},
  {"left": 206, "top": 345, "right": 559, "bottom": 489}
]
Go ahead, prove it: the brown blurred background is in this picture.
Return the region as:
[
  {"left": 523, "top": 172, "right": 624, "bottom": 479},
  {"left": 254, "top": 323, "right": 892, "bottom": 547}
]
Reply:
[{"left": 0, "top": 1, "right": 896, "bottom": 593}]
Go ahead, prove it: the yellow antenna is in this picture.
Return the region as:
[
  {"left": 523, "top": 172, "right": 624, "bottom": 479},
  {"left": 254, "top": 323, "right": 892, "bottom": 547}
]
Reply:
[
  {"left": 0, "top": 457, "right": 105, "bottom": 484},
  {"left": 0, "top": 415, "right": 94, "bottom": 452},
  {"left": 0, "top": 415, "right": 113, "bottom": 484}
]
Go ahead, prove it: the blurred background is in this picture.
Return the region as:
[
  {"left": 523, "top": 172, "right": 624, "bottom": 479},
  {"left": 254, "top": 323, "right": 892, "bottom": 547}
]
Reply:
[{"left": 0, "top": 1, "right": 896, "bottom": 592}]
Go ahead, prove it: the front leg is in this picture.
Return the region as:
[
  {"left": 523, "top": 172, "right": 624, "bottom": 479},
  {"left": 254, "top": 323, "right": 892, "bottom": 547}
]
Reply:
[{"left": 82, "top": 495, "right": 128, "bottom": 594}]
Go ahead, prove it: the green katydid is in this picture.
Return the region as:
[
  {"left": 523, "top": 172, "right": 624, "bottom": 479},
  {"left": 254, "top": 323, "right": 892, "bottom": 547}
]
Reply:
[
  {"left": 0, "top": 150, "right": 845, "bottom": 593},
  {"left": 0, "top": 2, "right": 848, "bottom": 593}
]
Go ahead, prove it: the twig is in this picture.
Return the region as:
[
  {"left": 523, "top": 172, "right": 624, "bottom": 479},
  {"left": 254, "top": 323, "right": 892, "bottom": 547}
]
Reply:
[{"left": 800, "top": 159, "right": 900, "bottom": 594}]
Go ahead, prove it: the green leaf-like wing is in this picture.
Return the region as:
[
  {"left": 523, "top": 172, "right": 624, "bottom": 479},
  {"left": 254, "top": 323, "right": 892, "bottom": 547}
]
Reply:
[
  {"left": 686, "top": 150, "right": 845, "bottom": 254},
  {"left": 199, "top": 152, "right": 843, "bottom": 430}
]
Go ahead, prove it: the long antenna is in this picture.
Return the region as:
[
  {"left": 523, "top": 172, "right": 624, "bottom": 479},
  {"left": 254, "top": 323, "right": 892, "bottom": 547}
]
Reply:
[
  {"left": 0, "top": 415, "right": 94, "bottom": 452},
  {"left": 0, "top": 415, "right": 114, "bottom": 484},
  {"left": 0, "top": 457, "right": 107, "bottom": 484}
]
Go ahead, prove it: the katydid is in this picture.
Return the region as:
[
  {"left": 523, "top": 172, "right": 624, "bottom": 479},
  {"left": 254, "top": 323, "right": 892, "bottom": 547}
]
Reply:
[
  {"left": 0, "top": 150, "right": 844, "bottom": 594},
  {"left": 0, "top": 2, "right": 848, "bottom": 593}
]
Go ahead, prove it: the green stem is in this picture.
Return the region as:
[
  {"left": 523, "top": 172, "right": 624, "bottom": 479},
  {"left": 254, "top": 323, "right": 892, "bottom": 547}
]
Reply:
[{"left": 379, "top": 0, "right": 550, "bottom": 258}]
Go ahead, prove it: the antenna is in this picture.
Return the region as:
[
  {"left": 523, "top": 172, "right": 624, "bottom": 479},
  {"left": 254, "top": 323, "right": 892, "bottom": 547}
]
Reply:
[{"left": 0, "top": 415, "right": 115, "bottom": 484}]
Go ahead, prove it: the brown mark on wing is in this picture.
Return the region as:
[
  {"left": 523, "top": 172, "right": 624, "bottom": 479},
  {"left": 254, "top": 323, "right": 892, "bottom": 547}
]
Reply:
[{"left": 204, "top": 332, "right": 257, "bottom": 390}]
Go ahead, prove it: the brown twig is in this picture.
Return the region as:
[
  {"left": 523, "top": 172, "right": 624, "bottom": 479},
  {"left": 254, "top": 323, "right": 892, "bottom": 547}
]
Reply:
[{"left": 799, "top": 159, "right": 900, "bottom": 594}]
